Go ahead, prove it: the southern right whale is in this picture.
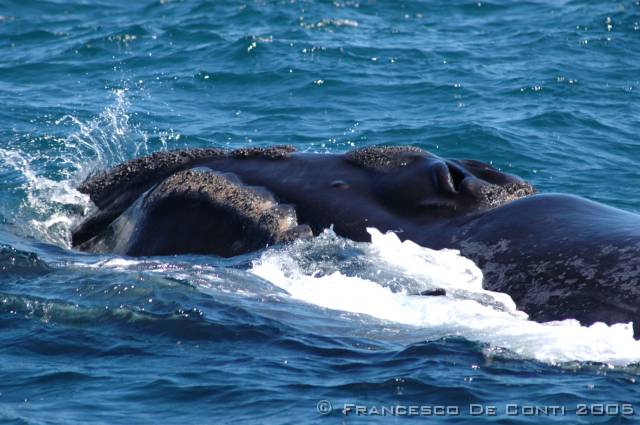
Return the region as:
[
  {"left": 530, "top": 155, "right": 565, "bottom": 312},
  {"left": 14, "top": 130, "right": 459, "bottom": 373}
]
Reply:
[{"left": 71, "top": 146, "right": 640, "bottom": 336}]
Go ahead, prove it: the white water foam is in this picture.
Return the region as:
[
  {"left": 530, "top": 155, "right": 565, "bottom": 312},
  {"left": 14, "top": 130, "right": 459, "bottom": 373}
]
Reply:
[{"left": 250, "top": 228, "right": 640, "bottom": 366}]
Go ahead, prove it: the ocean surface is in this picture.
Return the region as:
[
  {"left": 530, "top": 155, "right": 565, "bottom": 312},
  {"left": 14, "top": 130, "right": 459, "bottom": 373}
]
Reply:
[{"left": 1, "top": 0, "right": 640, "bottom": 423}]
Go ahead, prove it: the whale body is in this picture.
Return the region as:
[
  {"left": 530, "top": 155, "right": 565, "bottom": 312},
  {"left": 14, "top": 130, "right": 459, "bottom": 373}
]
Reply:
[{"left": 72, "top": 146, "right": 640, "bottom": 336}]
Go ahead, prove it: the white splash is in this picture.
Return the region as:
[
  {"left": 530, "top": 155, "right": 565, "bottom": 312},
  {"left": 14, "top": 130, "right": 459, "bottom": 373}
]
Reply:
[
  {"left": 0, "top": 147, "right": 91, "bottom": 247},
  {"left": 0, "top": 89, "right": 166, "bottom": 247},
  {"left": 250, "top": 228, "right": 640, "bottom": 366}
]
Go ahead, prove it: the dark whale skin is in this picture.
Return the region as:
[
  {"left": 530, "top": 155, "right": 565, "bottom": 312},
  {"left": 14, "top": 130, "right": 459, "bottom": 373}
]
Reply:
[{"left": 72, "top": 147, "right": 640, "bottom": 336}]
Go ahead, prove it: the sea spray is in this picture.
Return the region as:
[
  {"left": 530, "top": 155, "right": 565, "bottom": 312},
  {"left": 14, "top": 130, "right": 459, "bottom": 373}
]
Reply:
[
  {"left": 0, "top": 89, "right": 155, "bottom": 247},
  {"left": 53, "top": 89, "right": 151, "bottom": 172}
]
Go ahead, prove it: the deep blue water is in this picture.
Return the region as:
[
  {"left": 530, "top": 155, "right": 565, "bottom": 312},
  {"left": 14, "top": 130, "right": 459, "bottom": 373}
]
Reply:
[{"left": 2, "top": 0, "right": 640, "bottom": 423}]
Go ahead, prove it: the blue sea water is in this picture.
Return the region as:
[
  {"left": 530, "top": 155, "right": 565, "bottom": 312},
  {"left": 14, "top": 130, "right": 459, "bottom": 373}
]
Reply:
[{"left": 2, "top": 0, "right": 640, "bottom": 423}]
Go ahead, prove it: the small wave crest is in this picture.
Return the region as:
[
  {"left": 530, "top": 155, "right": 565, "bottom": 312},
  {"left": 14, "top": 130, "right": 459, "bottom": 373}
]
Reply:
[{"left": 250, "top": 228, "right": 640, "bottom": 366}]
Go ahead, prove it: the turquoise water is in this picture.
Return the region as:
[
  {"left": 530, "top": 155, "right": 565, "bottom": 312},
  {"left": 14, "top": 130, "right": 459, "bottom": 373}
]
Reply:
[{"left": 2, "top": 0, "right": 640, "bottom": 423}]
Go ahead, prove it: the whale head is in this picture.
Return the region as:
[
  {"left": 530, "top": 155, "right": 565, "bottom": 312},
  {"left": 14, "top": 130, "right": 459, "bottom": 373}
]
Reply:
[{"left": 346, "top": 146, "right": 535, "bottom": 218}]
